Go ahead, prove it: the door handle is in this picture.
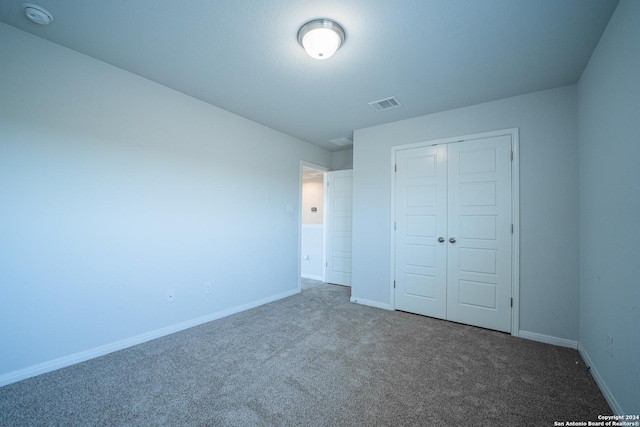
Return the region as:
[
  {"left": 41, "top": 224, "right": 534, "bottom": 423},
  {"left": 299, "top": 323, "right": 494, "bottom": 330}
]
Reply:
[
  {"left": 449, "top": 237, "right": 456, "bottom": 243},
  {"left": 438, "top": 237, "right": 445, "bottom": 242}
]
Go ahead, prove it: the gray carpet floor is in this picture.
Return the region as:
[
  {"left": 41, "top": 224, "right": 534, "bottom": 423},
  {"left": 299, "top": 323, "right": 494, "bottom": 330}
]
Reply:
[{"left": 0, "top": 280, "right": 611, "bottom": 426}]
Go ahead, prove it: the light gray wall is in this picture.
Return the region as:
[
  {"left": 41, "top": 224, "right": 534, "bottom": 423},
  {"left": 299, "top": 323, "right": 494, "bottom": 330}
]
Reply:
[
  {"left": 577, "top": 0, "right": 639, "bottom": 414},
  {"left": 332, "top": 149, "right": 353, "bottom": 171},
  {"left": 301, "top": 225, "right": 324, "bottom": 279},
  {"left": 352, "top": 85, "right": 579, "bottom": 341},
  {"left": 0, "top": 23, "right": 331, "bottom": 379}
]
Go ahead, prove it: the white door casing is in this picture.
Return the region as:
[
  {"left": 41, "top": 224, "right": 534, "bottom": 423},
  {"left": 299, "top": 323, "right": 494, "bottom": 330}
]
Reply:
[
  {"left": 326, "top": 170, "right": 353, "bottom": 286},
  {"left": 392, "top": 131, "right": 516, "bottom": 333}
]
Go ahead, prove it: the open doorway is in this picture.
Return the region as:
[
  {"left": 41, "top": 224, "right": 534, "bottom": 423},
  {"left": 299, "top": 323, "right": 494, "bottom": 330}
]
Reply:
[{"left": 300, "top": 164, "right": 327, "bottom": 289}]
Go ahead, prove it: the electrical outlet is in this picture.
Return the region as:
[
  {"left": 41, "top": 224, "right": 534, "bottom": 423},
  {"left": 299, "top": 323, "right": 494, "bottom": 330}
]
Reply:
[
  {"left": 204, "top": 282, "right": 212, "bottom": 294},
  {"left": 607, "top": 334, "right": 613, "bottom": 358},
  {"left": 166, "top": 289, "right": 175, "bottom": 303}
]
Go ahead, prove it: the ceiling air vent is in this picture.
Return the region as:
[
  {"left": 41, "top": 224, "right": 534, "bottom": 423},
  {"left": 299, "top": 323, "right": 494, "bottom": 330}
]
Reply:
[
  {"left": 328, "top": 136, "right": 353, "bottom": 147},
  {"left": 368, "top": 96, "right": 401, "bottom": 112}
]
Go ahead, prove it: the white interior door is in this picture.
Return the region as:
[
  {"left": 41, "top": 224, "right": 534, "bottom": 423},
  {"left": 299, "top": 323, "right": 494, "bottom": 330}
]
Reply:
[
  {"left": 393, "top": 135, "right": 513, "bottom": 333},
  {"left": 325, "top": 170, "right": 353, "bottom": 286},
  {"left": 394, "top": 145, "right": 447, "bottom": 318},
  {"left": 446, "top": 136, "right": 512, "bottom": 332}
]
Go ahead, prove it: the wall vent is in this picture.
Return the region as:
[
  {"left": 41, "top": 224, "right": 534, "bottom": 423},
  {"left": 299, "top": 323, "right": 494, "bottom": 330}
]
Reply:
[
  {"left": 368, "top": 96, "right": 401, "bottom": 112},
  {"left": 328, "top": 136, "right": 353, "bottom": 147}
]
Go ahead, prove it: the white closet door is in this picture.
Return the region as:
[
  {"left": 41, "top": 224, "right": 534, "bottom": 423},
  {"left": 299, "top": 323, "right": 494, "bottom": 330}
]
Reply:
[
  {"left": 446, "top": 136, "right": 512, "bottom": 332},
  {"left": 394, "top": 145, "right": 448, "bottom": 319},
  {"left": 393, "top": 135, "right": 513, "bottom": 333},
  {"left": 325, "top": 170, "right": 353, "bottom": 286}
]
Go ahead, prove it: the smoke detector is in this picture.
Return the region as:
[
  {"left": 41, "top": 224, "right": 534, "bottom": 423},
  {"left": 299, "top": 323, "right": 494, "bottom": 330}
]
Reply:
[{"left": 22, "top": 3, "right": 54, "bottom": 25}]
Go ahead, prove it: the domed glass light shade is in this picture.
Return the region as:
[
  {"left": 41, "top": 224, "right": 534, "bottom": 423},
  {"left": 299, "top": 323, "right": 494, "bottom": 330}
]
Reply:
[{"left": 297, "top": 19, "right": 345, "bottom": 60}]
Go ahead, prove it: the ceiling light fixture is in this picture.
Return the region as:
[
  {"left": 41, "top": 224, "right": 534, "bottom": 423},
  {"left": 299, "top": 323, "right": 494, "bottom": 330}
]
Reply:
[
  {"left": 297, "top": 19, "right": 345, "bottom": 60},
  {"left": 22, "top": 3, "right": 54, "bottom": 25}
]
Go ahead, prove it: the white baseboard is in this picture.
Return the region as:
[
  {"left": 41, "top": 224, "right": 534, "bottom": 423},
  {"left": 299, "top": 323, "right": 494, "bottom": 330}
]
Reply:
[
  {"left": 350, "top": 296, "right": 392, "bottom": 310},
  {"left": 0, "top": 288, "right": 299, "bottom": 387},
  {"left": 578, "top": 343, "right": 623, "bottom": 415},
  {"left": 301, "top": 274, "right": 323, "bottom": 281},
  {"left": 518, "top": 330, "right": 578, "bottom": 349}
]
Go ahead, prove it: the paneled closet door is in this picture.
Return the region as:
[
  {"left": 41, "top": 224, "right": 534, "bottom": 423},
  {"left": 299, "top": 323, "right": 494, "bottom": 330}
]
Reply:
[
  {"left": 393, "top": 135, "right": 512, "bottom": 333},
  {"left": 446, "top": 136, "right": 512, "bottom": 333},
  {"left": 394, "top": 145, "right": 448, "bottom": 319}
]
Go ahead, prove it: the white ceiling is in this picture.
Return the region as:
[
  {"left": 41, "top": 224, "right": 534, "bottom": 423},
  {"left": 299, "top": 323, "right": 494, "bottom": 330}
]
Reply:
[{"left": 0, "top": 0, "right": 619, "bottom": 151}]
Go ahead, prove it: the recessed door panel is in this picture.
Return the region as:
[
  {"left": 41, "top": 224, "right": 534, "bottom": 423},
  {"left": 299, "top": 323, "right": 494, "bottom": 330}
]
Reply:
[
  {"left": 333, "top": 236, "right": 352, "bottom": 252},
  {"left": 406, "top": 215, "right": 436, "bottom": 237},
  {"left": 458, "top": 280, "right": 497, "bottom": 309},
  {"left": 459, "top": 216, "right": 497, "bottom": 240},
  {"left": 407, "top": 156, "right": 436, "bottom": 178},
  {"left": 405, "top": 273, "right": 435, "bottom": 299},
  {"left": 459, "top": 148, "right": 497, "bottom": 175},
  {"left": 332, "top": 256, "right": 352, "bottom": 274},
  {"left": 407, "top": 185, "right": 436, "bottom": 207},
  {"left": 333, "top": 196, "right": 351, "bottom": 212},
  {"left": 406, "top": 244, "right": 435, "bottom": 268},
  {"left": 459, "top": 182, "right": 497, "bottom": 206},
  {"left": 459, "top": 248, "right": 497, "bottom": 275},
  {"left": 333, "top": 215, "right": 352, "bottom": 232},
  {"left": 333, "top": 176, "right": 352, "bottom": 192}
]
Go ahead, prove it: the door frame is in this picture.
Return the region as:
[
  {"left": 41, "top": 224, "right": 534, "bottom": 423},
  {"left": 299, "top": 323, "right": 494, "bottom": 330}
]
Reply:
[
  {"left": 299, "top": 161, "right": 329, "bottom": 291},
  {"left": 389, "top": 128, "right": 520, "bottom": 336}
]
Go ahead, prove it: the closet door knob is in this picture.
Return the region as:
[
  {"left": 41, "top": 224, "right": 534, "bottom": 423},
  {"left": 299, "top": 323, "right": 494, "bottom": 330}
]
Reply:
[
  {"left": 449, "top": 237, "right": 456, "bottom": 243},
  {"left": 438, "top": 237, "right": 445, "bottom": 242}
]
